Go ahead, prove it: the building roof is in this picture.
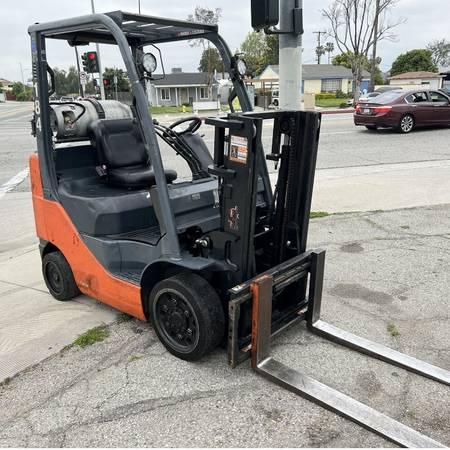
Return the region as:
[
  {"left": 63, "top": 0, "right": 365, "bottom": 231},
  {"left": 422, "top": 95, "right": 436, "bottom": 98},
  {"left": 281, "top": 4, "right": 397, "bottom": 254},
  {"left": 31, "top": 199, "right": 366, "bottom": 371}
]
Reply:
[
  {"left": 0, "top": 78, "right": 14, "bottom": 85},
  {"left": 151, "top": 72, "right": 210, "bottom": 87},
  {"left": 390, "top": 71, "right": 443, "bottom": 80},
  {"left": 260, "top": 64, "right": 370, "bottom": 80}
]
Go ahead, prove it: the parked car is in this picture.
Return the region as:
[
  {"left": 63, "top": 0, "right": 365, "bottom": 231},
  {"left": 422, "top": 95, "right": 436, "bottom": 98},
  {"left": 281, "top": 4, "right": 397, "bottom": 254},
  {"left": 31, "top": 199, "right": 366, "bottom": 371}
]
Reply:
[
  {"left": 271, "top": 89, "right": 279, "bottom": 107},
  {"left": 354, "top": 89, "right": 450, "bottom": 133},
  {"left": 59, "top": 96, "right": 75, "bottom": 102}
]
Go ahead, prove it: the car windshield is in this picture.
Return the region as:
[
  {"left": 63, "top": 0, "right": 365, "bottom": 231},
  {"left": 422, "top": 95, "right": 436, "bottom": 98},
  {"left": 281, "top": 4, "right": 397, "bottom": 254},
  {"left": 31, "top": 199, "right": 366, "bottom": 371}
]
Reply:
[{"left": 368, "top": 91, "right": 403, "bottom": 104}]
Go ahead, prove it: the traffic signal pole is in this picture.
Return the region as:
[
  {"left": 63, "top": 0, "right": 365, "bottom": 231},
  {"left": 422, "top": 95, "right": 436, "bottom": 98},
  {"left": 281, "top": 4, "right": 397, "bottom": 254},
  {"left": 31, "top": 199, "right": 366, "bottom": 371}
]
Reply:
[
  {"left": 74, "top": 46, "right": 84, "bottom": 98},
  {"left": 90, "top": 0, "right": 105, "bottom": 100},
  {"left": 279, "top": 0, "right": 303, "bottom": 110}
]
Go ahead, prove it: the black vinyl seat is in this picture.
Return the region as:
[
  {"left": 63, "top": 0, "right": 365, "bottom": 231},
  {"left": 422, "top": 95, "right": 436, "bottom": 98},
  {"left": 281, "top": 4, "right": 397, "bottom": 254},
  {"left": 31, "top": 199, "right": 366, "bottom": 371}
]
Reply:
[{"left": 90, "top": 119, "right": 177, "bottom": 189}]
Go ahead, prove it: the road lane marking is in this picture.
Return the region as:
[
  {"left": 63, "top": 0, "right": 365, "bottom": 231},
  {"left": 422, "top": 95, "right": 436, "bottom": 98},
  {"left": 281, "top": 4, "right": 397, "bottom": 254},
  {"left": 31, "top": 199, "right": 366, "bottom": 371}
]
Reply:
[{"left": 0, "top": 168, "right": 29, "bottom": 199}]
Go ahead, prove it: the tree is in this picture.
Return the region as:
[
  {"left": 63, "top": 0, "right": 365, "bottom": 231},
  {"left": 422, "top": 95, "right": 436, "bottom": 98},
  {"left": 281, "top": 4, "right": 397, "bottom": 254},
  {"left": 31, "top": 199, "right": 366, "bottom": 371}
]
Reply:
[
  {"left": 0, "top": 82, "right": 3, "bottom": 94},
  {"left": 188, "top": 6, "right": 221, "bottom": 50},
  {"left": 11, "top": 82, "right": 32, "bottom": 101},
  {"left": 187, "top": 6, "right": 222, "bottom": 84},
  {"left": 390, "top": 49, "right": 438, "bottom": 76},
  {"left": 325, "top": 42, "right": 335, "bottom": 64},
  {"left": 102, "top": 68, "right": 130, "bottom": 92},
  {"left": 240, "top": 32, "right": 279, "bottom": 77},
  {"left": 323, "top": 0, "right": 404, "bottom": 100},
  {"left": 333, "top": 52, "right": 384, "bottom": 85},
  {"left": 198, "top": 48, "right": 224, "bottom": 74},
  {"left": 315, "top": 45, "right": 326, "bottom": 64},
  {"left": 426, "top": 39, "right": 450, "bottom": 67},
  {"left": 54, "top": 66, "right": 79, "bottom": 96}
]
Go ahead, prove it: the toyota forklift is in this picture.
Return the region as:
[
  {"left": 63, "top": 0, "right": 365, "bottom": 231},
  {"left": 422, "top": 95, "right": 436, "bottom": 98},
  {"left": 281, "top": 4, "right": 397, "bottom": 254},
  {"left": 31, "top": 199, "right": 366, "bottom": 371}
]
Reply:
[{"left": 29, "top": 11, "right": 449, "bottom": 447}]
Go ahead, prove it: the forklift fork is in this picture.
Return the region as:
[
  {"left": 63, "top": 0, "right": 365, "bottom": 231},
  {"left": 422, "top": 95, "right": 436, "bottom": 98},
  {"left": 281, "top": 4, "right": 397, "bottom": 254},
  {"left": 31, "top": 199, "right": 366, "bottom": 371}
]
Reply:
[{"left": 245, "top": 251, "right": 449, "bottom": 448}]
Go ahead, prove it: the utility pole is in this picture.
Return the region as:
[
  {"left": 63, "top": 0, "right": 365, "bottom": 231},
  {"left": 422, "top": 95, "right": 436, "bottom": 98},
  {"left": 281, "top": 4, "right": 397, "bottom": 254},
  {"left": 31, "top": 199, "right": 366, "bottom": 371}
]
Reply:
[
  {"left": 138, "top": 0, "right": 141, "bottom": 14},
  {"left": 19, "top": 63, "right": 25, "bottom": 84},
  {"left": 313, "top": 31, "right": 327, "bottom": 64},
  {"left": 74, "top": 47, "right": 84, "bottom": 98},
  {"left": 279, "top": 0, "right": 303, "bottom": 110},
  {"left": 90, "top": 0, "right": 105, "bottom": 100},
  {"left": 369, "top": 0, "right": 380, "bottom": 92}
]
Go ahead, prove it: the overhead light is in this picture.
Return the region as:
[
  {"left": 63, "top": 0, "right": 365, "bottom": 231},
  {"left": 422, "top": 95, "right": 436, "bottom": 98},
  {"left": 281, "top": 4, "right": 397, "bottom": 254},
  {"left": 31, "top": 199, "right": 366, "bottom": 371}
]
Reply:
[
  {"left": 141, "top": 52, "right": 158, "bottom": 74},
  {"left": 236, "top": 58, "right": 247, "bottom": 77}
]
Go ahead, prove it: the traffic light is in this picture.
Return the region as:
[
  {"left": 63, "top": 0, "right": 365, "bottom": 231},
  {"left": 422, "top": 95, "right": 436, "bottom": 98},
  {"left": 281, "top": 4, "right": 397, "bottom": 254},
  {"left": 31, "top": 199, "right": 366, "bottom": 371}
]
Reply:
[
  {"left": 103, "top": 78, "right": 110, "bottom": 87},
  {"left": 81, "top": 51, "right": 99, "bottom": 74},
  {"left": 251, "top": 0, "right": 279, "bottom": 31}
]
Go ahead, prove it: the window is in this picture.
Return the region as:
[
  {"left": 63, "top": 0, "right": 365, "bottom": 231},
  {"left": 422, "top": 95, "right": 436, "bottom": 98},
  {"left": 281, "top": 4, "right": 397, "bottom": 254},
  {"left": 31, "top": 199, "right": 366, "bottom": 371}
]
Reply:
[
  {"left": 430, "top": 91, "right": 449, "bottom": 103},
  {"left": 161, "top": 88, "right": 170, "bottom": 101},
  {"left": 405, "top": 92, "right": 428, "bottom": 103},
  {"left": 321, "top": 79, "right": 342, "bottom": 92},
  {"left": 199, "top": 87, "right": 209, "bottom": 99}
]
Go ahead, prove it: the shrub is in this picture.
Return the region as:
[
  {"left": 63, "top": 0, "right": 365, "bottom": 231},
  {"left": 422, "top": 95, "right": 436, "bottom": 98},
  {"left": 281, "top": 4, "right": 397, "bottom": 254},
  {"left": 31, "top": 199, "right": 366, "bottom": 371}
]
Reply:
[
  {"left": 335, "top": 89, "right": 347, "bottom": 98},
  {"left": 315, "top": 92, "right": 336, "bottom": 100}
]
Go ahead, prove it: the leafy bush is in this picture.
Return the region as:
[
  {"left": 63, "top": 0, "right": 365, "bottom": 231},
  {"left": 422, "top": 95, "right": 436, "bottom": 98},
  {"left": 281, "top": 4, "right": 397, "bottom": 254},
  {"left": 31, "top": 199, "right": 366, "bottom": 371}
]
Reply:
[
  {"left": 316, "top": 92, "right": 336, "bottom": 100},
  {"left": 339, "top": 102, "right": 349, "bottom": 108},
  {"left": 335, "top": 89, "right": 347, "bottom": 98}
]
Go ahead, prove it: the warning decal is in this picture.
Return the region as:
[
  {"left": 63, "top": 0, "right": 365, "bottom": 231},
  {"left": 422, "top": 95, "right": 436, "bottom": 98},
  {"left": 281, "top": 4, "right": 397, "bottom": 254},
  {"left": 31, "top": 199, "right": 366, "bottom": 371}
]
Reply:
[{"left": 229, "top": 135, "right": 248, "bottom": 164}]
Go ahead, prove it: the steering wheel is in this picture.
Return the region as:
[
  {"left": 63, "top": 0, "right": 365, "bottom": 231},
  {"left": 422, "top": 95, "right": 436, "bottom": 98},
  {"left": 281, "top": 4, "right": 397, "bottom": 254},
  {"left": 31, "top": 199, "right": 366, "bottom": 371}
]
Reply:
[{"left": 168, "top": 116, "right": 202, "bottom": 135}]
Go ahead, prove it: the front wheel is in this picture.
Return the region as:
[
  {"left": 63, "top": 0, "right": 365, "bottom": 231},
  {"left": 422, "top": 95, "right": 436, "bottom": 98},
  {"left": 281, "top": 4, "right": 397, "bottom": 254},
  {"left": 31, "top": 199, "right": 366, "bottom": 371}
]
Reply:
[
  {"left": 148, "top": 273, "right": 225, "bottom": 361},
  {"left": 398, "top": 114, "right": 415, "bottom": 134},
  {"left": 42, "top": 251, "right": 81, "bottom": 301}
]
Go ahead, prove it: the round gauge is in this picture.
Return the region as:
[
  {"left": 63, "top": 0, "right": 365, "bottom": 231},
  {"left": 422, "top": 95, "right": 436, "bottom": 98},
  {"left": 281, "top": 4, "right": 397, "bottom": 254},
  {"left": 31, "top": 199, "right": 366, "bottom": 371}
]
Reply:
[
  {"left": 142, "top": 53, "right": 157, "bottom": 74},
  {"left": 236, "top": 58, "right": 247, "bottom": 77}
]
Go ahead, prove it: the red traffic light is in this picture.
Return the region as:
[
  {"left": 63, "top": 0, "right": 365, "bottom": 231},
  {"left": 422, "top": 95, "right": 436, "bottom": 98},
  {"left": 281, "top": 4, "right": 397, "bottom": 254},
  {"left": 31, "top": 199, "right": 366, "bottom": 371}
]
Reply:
[
  {"left": 88, "top": 52, "right": 96, "bottom": 60},
  {"left": 103, "top": 79, "right": 110, "bottom": 86}
]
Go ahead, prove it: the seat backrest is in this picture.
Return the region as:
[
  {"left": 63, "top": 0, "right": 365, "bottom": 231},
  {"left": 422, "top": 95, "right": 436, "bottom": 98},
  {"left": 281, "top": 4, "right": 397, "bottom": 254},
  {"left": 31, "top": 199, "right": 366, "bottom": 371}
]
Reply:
[{"left": 90, "top": 119, "right": 148, "bottom": 169}]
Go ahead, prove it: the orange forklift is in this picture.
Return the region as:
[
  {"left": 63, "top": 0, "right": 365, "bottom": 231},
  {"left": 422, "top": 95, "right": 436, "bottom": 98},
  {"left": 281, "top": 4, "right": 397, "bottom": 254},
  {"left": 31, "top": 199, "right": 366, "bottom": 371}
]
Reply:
[{"left": 29, "top": 11, "right": 448, "bottom": 447}]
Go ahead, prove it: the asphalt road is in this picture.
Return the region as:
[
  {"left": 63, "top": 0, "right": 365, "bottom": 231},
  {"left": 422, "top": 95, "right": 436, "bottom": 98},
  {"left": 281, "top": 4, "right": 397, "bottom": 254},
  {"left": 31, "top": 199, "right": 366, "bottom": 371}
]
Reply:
[{"left": 1, "top": 101, "right": 450, "bottom": 188}]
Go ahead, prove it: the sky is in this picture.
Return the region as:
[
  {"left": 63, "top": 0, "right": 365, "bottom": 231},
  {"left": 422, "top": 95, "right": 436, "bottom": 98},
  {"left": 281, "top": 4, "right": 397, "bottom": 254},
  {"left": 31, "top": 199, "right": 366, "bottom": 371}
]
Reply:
[{"left": 1, "top": 0, "right": 448, "bottom": 82}]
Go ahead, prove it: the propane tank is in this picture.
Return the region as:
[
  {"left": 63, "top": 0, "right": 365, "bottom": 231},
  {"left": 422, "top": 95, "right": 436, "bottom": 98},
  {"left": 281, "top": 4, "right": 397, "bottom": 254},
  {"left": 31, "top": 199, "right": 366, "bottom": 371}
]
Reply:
[{"left": 49, "top": 100, "right": 133, "bottom": 140}]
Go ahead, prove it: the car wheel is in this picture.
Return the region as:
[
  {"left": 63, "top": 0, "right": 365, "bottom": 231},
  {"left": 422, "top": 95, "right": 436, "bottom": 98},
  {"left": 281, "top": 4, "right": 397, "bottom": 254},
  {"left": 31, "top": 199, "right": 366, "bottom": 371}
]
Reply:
[
  {"left": 365, "top": 125, "right": 377, "bottom": 131},
  {"left": 273, "top": 99, "right": 278, "bottom": 107},
  {"left": 42, "top": 251, "right": 81, "bottom": 301},
  {"left": 398, "top": 114, "right": 415, "bottom": 134},
  {"left": 148, "top": 273, "right": 225, "bottom": 361}
]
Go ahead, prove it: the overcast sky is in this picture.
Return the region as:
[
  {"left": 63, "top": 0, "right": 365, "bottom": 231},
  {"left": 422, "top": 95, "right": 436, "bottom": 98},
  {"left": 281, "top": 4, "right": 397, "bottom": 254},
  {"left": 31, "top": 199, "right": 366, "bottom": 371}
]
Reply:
[{"left": 1, "top": 0, "right": 448, "bottom": 82}]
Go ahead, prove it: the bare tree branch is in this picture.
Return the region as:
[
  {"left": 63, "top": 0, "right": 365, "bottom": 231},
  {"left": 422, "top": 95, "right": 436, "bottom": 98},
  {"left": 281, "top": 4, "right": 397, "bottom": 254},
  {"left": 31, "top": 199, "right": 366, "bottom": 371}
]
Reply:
[{"left": 322, "top": 0, "right": 405, "bottom": 100}]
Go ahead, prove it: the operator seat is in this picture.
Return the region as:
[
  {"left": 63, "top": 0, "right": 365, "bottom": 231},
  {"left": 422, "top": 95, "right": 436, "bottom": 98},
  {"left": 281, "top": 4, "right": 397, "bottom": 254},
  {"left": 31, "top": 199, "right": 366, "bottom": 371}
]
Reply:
[{"left": 89, "top": 118, "right": 177, "bottom": 189}]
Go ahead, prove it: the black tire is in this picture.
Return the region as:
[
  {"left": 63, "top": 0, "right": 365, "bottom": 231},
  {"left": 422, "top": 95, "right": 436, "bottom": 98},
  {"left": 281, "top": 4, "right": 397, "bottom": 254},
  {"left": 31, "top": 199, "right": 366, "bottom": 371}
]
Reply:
[
  {"left": 273, "top": 99, "right": 279, "bottom": 107},
  {"left": 365, "top": 125, "right": 377, "bottom": 131},
  {"left": 148, "top": 273, "right": 225, "bottom": 361},
  {"left": 42, "top": 251, "right": 81, "bottom": 301},
  {"left": 398, "top": 114, "right": 415, "bottom": 134}
]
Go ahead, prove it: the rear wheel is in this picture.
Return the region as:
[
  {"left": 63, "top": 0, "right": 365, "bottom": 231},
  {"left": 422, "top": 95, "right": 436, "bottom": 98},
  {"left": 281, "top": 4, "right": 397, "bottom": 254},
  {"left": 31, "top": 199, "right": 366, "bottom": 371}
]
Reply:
[
  {"left": 365, "top": 125, "right": 377, "bottom": 131},
  {"left": 148, "top": 273, "right": 225, "bottom": 361},
  {"left": 398, "top": 114, "right": 415, "bottom": 134},
  {"left": 42, "top": 251, "right": 80, "bottom": 301}
]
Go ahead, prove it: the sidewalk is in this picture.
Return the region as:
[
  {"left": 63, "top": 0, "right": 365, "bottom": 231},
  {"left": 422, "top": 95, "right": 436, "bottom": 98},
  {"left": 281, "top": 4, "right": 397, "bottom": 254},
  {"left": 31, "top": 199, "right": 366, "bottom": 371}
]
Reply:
[{"left": 0, "top": 204, "right": 448, "bottom": 447}]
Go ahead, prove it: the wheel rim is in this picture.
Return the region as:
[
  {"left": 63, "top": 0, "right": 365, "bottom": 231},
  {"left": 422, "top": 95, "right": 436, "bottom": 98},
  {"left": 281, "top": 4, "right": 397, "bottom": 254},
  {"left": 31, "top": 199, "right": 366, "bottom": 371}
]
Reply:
[
  {"left": 401, "top": 116, "right": 413, "bottom": 132},
  {"left": 153, "top": 288, "right": 200, "bottom": 354},
  {"left": 45, "top": 261, "right": 64, "bottom": 295}
]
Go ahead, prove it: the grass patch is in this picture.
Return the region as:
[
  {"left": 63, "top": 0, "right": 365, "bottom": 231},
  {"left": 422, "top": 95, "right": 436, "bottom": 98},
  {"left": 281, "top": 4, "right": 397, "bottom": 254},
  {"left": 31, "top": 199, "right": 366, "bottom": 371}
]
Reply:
[
  {"left": 315, "top": 98, "right": 348, "bottom": 108},
  {"left": 0, "top": 377, "right": 11, "bottom": 387},
  {"left": 150, "top": 105, "right": 193, "bottom": 114},
  {"left": 71, "top": 325, "right": 110, "bottom": 348},
  {"left": 128, "top": 353, "right": 145, "bottom": 363},
  {"left": 310, "top": 211, "right": 330, "bottom": 219},
  {"left": 387, "top": 322, "right": 400, "bottom": 337},
  {"left": 116, "top": 313, "right": 133, "bottom": 323}
]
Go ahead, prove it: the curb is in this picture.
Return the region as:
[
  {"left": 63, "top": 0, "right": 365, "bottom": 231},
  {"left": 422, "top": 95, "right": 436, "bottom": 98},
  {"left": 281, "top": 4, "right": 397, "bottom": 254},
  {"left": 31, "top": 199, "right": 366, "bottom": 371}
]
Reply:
[{"left": 320, "top": 108, "right": 355, "bottom": 115}]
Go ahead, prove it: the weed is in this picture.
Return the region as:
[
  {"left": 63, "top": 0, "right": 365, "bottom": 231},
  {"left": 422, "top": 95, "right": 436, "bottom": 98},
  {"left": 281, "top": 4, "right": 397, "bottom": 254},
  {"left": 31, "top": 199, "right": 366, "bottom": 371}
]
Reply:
[
  {"left": 70, "top": 326, "right": 110, "bottom": 348},
  {"left": 387, "top": 322, "right": 400, "bottom": 337}
]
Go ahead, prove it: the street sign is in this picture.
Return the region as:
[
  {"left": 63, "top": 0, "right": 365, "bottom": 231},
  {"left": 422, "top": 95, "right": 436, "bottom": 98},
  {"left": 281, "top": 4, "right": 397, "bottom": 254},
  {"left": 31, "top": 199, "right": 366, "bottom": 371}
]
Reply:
[
  {"left": 80, "top": 71, "right": 87, "bottom": 86},
  {"left": 113, "top": 75, "right": 118, "bottom": 85}
]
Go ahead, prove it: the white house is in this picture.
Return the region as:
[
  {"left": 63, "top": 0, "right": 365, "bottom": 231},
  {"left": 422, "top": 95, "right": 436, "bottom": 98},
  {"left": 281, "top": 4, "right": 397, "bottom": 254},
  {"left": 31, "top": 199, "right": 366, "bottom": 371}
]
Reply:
[
  {"left": 254, "top": 64, "right": 371, "bottom": 94},
  {"left": 389, "top": 71, "right": 443, "bottom": 90}
]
